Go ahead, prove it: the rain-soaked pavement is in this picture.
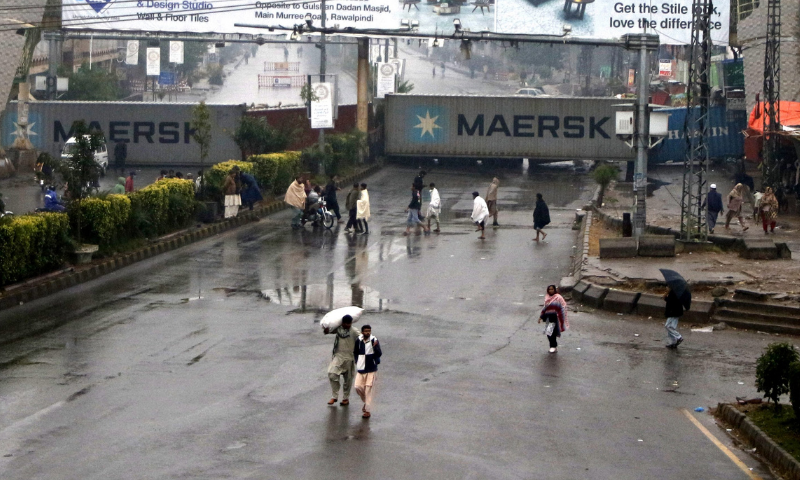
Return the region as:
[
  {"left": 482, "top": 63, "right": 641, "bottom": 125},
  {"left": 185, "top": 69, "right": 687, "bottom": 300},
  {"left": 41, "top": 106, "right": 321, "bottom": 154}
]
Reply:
[{"left": 0, "top": 164, "right": 784, "bottom": 479}]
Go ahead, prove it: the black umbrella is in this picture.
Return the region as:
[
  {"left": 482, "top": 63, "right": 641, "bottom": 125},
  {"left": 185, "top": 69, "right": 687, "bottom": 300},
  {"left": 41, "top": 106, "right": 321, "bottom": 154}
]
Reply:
[
  {"left": 659, "top": 269, "right": 688, "bottom": 298},
  {"left": 659, "top": 269, "right": 693, "bottom": 310}
]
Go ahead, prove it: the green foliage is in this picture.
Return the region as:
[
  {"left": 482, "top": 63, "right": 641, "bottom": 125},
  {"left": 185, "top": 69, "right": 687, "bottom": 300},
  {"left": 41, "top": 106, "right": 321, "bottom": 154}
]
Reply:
[
  {"left": 790, "top": 362, "right": 800, "bottom": 419},
  {"left": 205, "top": 160, "right": 254, "bottom": 202},
  {"left": 327, "top": 131, "right": 366, "bottom": 174},
  {"left": 60, "top": 63, "right": 122, "bottom": 101},
  {"left": 592, "top": 163, "right": 620, "bottom": 189},
  {"left": 58, "top": 120, "right": 104, "bottom": 244},
  {"left": 299, "top": 83, "right": 319, "bottom": 104},
  {"left": 208, "top": 65, "right": 224, "bottom": 85},
  {"left": 397, "top": 80, "right": 415, "bottom": 93},
  {"left": 232, "top": 116, "right": 297, "bottom": 159},
  {"left": 129, "top": 179, "right": 196, "bottom": 236},
  {"left": 191, "top": 101, "right": 213, "bottom": 167},
  {"left": 756, "top": 343, "right": 799, "bottom": 411},
  {"left": 249, "top": 151, "right": 302, "bottom": 195},
  {"left": 0, "top": 213, "right": 70, "bottom": 286},
  {"left": 71, "top": 194, "right": 131, "bottom": 248}
]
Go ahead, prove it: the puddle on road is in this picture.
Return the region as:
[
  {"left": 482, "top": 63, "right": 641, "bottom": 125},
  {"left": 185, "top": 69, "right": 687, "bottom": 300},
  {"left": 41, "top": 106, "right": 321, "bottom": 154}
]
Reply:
[{"left": 261, "top": 283, "right": 388, "bottom": 313}]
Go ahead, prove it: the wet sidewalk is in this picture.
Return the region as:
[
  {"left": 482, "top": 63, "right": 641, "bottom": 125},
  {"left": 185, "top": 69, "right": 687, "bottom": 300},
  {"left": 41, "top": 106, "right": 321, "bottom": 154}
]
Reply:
[{"left": 586, "top": 164, "right": 800, "bottom": 304}]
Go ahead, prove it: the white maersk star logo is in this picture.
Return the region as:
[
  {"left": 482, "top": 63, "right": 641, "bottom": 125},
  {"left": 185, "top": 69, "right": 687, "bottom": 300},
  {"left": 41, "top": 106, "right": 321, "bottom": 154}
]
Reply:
[
  {"left": 414, "top": 110, "right": 441, "bottom": 139},
  {"left": 12, "top": 121, "right": 36, "bottom": 141}
]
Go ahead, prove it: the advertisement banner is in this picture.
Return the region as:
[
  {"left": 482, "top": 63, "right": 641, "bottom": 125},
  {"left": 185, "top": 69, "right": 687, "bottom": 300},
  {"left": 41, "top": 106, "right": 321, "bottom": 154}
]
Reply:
[
  {"left": 310, "top": 82, "right": 333, "bottom": 129},
  {"left": 146, "top": 47, "right": 160, "bottom": 76},
  {"left": 126, "top": 40, "right": 139, "bottom": 65},
  {"left": 659, "top": 61, "right": 672, "bottom": 77},
  {"left": 376, "top": 63, "right": 396, "bottom": 99},
  {"left": 169, "top": 41, "right": 184, "bottom": 64},
  {"left": 61, "top": 0, "right": 727, "bottom": 45}
]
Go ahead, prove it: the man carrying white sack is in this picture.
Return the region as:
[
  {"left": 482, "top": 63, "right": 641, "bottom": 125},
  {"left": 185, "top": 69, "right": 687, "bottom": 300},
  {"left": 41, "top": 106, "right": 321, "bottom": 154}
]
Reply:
[{"left": 323, "top": 315, "right": 359, "bottom": 406}]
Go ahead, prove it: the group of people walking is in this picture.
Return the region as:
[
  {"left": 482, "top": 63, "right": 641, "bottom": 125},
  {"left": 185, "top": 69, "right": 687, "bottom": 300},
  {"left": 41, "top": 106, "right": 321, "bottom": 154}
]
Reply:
[{"left": 706, "top": 182, "right": 781, "bottom": 235}]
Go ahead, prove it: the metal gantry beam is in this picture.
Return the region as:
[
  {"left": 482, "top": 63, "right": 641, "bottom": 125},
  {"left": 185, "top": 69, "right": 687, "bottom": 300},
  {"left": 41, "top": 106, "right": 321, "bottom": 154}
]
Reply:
[
  {"left": 680, "top": 0, "right": 713, "bottom": 242},
  {"left": 762, "top": 0, "right": 781, "bottom": 189}
]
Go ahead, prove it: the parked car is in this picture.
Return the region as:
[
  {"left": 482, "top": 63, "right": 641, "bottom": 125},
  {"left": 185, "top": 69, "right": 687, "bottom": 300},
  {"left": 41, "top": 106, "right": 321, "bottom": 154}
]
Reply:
[
  {"left": 515, "top": 87, "right": 549, "bottom": 97},
  {"left": 61, "top": 136, "right": 109, "bottom": 176}
]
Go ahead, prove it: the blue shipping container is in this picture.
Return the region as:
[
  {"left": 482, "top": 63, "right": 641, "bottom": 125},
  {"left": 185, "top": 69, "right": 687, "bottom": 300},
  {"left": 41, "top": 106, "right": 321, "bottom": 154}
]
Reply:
[{"left": 649, "top": 105, "right": 747, "bottom": 164}]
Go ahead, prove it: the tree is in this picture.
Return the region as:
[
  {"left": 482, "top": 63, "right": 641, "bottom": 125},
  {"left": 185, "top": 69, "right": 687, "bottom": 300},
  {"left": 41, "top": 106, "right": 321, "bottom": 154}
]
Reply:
[
  {"left": 232, "top": 116, "right": 297, "bottom": 159},
  {"left": 756, "top": 343, "right": 798, "bottom": 412},
  {"left": 397, "top": 80, "right": 415, "bottom": 93},
  {"left": 61, "top": 63, "right": 121, "bottom": 101},
  {"left": 592, "top": 163, "right": 619, "bottom": 205},
  {"left": 191, "top": 102, "right": 212, "bottom": 196},
  {"left": 59, "top": 120, "right": 103, "bottom": 245}
]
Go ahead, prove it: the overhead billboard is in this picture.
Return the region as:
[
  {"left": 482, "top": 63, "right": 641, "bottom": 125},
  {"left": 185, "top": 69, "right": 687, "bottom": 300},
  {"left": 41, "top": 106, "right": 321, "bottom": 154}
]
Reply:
[{"left": 61, "top": 0, "right": 728, "bottom": 45}]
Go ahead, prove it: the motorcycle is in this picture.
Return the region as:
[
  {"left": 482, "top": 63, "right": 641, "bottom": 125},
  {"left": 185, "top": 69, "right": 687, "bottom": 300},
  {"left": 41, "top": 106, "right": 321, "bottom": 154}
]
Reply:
[
  {"left": 0, "top": 210, "right": 12, "bottom": 218},
  {"left": 301, "top": 199, "right": 335, "bottom": 229}
]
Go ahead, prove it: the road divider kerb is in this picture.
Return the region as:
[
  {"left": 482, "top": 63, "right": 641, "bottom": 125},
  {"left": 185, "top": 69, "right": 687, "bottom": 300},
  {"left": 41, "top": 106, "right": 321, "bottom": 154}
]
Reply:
[
  {"left": 715, "top": 403, "right": 800, "bottom": 480},
  {"left": 0, "top": 163, "right": 382, "bottom": 311}
]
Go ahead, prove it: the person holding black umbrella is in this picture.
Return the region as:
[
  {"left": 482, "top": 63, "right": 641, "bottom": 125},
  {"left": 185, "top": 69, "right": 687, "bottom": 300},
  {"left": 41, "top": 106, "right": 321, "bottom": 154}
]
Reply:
[{"left": 660, "top": 269, "right": 692, "bottom": 349}]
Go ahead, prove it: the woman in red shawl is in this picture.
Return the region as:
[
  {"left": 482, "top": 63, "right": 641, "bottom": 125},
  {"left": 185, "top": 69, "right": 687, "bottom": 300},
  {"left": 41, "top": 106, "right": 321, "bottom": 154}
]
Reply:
[{"left": 538, "top": 285, "right": 569, "bottom": 353}]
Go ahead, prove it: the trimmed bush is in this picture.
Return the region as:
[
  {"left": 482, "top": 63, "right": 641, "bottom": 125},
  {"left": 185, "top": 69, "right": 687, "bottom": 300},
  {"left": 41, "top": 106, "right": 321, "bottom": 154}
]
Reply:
[
  {"left": 130, "top": 179, "right": 196, "bottom": 236},
  {"left": 756, "top": 342, "right": 799, "bottom": 412},
  {"left": 71, "top": 194, "right": 131, "bottom": 248},
  {"left": 0, "top": 213, "right": 70, "bottom": 286},
  {"left": 206, "top": 160, "right": 255, "bottom": 190},
  {"left": 249, "top": 151, "right": 301, "bottom": 194}
]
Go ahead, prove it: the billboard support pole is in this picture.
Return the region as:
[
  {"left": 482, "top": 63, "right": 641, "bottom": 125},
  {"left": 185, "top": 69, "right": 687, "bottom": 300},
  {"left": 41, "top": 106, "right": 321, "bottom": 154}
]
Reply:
[
  {"left": 623, "top": 33, "right": 659, "bottom": 240},
  {"left": 318, "top": 0, "right": 327, "bottom": 176},
  {"left": 45, "top": 31, "right": 63, "bottom": 100},
  {"left": 357, "top": 38, "right": 369, "bottom": 138}
]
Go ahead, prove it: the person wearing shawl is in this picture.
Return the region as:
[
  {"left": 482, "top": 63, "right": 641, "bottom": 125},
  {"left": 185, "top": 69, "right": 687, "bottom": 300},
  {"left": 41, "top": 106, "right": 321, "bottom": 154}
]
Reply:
[
  {"left": 239, "top": 171, "right": 263, "bottom": 211},
  {"left": 222, "top": 168, "right": 242, "bottom": 219},
  {"left": 533, "top": 193, "right": 551, "bottom": 241},
  {"left": 538, "top": 285, "right": 568, "bottom": 353},
  {"left": 760, "top": 186, "right": 779, "bottom": 234},
  {"left": 112, "top": 177, "right": 126, "bottom": 194},
  {"left": 285, "top": 175, "right": 307, "bottom": 229},
  {"left": 724, "top": 183, "right": 749, "bottom": 231},
  {"left": 471, "top": 191, "right": 490, "bottom": 240},
  {"left": 426, "top": 182, "right": 441, "bottom": 233},
  {"left": 356, "top": 183, "right": 371, "bottom": 235},
  {"left": 486, "top": 177, "right": 500, "bottom": 227}
]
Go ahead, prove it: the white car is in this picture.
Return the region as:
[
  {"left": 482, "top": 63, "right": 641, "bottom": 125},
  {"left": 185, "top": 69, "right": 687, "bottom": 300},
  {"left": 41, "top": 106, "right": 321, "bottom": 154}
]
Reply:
[
  {"left": 61, "top": 136, "right": 109, "bottom": 175},
  {"left": 515, "top": 87, "right": 549, "bottom": 97}
]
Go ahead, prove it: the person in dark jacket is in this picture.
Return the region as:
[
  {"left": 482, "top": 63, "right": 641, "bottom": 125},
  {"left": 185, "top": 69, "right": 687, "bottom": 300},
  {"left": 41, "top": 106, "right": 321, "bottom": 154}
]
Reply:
[
  {"left": 239, "top": 172, "right": 263, "bottom": 210},
  {"left": 353, "top": 324, "right": 382, "bottom": 418},
  {"left": 405, "top": 185, "right": 429, "bottom": 236},
  {"left": 533, "top": 193, "right": 551, "bottom": 241},
  {"left": 664, "top": 287, "right": 686, "bottom": 349},
  {"left": 114, "top": 141, "right": 127, "bottom": 174},
  {"left": 704, "top": 184, "right": 724, "bottom": 234},
  {"left": 344, "top": 183, "right": 361, "bottom": 233},
  {"left": 324, "top": 176, "right": 342, "bottom": 222}
]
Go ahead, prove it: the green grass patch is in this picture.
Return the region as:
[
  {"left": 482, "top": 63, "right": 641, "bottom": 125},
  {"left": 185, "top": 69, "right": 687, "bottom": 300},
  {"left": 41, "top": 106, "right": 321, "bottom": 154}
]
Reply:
[{"left": 746, "top": 404, "right": 800, "bottom": 462}]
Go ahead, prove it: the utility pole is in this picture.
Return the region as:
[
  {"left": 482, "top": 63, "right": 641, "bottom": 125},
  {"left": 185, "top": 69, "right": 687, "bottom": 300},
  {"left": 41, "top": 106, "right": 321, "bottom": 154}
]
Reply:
[
  {"left": 318, "top": 0, "right": 327, "bottom": 175},
  {"left": 680, "top": 0, "right": 712, "bottom": 242},
  {"left": 357, "top": 38, "right": 369, "bottom": 136},
  {"left": 623, "top": 33, "right": 659, "bottom": 239},
  {"left": 762, "top": 0, "right": 781, "bottom": 189}
]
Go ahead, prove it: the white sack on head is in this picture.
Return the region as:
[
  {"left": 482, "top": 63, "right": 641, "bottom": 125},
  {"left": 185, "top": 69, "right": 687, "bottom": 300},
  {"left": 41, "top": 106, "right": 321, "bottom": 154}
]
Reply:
[{"left": 320, "top": 306, "right": 364, "bottom": 330}]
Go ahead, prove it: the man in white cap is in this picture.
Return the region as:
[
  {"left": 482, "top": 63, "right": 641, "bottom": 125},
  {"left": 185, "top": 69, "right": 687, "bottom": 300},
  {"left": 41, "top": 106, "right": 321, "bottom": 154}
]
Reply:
[{"left": 705, "top": 184, "right": 723, "bottom": 234}]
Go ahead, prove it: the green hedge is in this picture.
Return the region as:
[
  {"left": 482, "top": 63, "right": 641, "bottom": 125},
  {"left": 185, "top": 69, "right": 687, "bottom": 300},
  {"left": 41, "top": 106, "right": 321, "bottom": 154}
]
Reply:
[
  {"left": 71, "top": 194, "right": 131, "bottom": 247},
  {"left": 0, "top": 213, "right": 70, "bottom": 285},
  {"left": 249, "top": 151, "right": 301, "bottom": 194},
  {"left": 130, "top": 178, "right": 196, "bottom": 236}
]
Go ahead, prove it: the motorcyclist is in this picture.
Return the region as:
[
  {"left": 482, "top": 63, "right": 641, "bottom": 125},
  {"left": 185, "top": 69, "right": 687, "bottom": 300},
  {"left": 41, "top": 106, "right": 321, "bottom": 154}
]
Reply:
[
  {"left": 305, "top": 185, "right": 322, "bottom": 216},
  {"left": 43, "top": 186, "right": 66, "bottom": 212}
]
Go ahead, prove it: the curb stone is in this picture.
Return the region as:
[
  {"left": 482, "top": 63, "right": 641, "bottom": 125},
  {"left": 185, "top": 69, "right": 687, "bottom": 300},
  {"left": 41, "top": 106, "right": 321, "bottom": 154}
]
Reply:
[
  {"left": 0, "top": 163, "right": 382, "bottom": 312},
  {"left": 716, "top": 403, "right": 800, "bottom": 480}
]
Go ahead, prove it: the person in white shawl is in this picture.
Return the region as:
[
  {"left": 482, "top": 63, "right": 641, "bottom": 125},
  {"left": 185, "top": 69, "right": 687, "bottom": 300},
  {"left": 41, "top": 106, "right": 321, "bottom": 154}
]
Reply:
[
  {"left": 356, "top": 182, "right": 370, "bottom": 235},
  {"left": 471, "top": 191, "right": 489, "bottom": 239},
  {"left": 427, "top": 182, "right": 441, "bottom": 233}
]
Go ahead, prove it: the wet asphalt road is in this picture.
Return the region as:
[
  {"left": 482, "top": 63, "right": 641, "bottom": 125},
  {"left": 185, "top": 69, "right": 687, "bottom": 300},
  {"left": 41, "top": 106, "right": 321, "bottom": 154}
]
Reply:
[{"left": 0, "top": 165, "right": 783, "bottom": 479}]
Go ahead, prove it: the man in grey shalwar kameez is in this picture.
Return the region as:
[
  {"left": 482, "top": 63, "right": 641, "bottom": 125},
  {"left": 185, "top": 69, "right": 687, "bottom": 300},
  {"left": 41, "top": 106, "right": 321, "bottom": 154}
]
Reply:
[{"left": 323, "top": 315, "right": 359, "bottom": 406}]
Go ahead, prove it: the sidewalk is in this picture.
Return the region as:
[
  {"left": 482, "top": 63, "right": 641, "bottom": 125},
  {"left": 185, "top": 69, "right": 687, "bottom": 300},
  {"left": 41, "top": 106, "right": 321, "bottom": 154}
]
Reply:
[{"left": 584, "top": 164, "right": 800, "bottom": 306}]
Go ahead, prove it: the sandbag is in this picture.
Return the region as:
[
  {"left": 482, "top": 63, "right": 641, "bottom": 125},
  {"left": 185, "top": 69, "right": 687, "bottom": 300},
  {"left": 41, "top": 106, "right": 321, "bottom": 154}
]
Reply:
[{"left": 320, "top": 306, "right": 364, "bottom": 330}]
